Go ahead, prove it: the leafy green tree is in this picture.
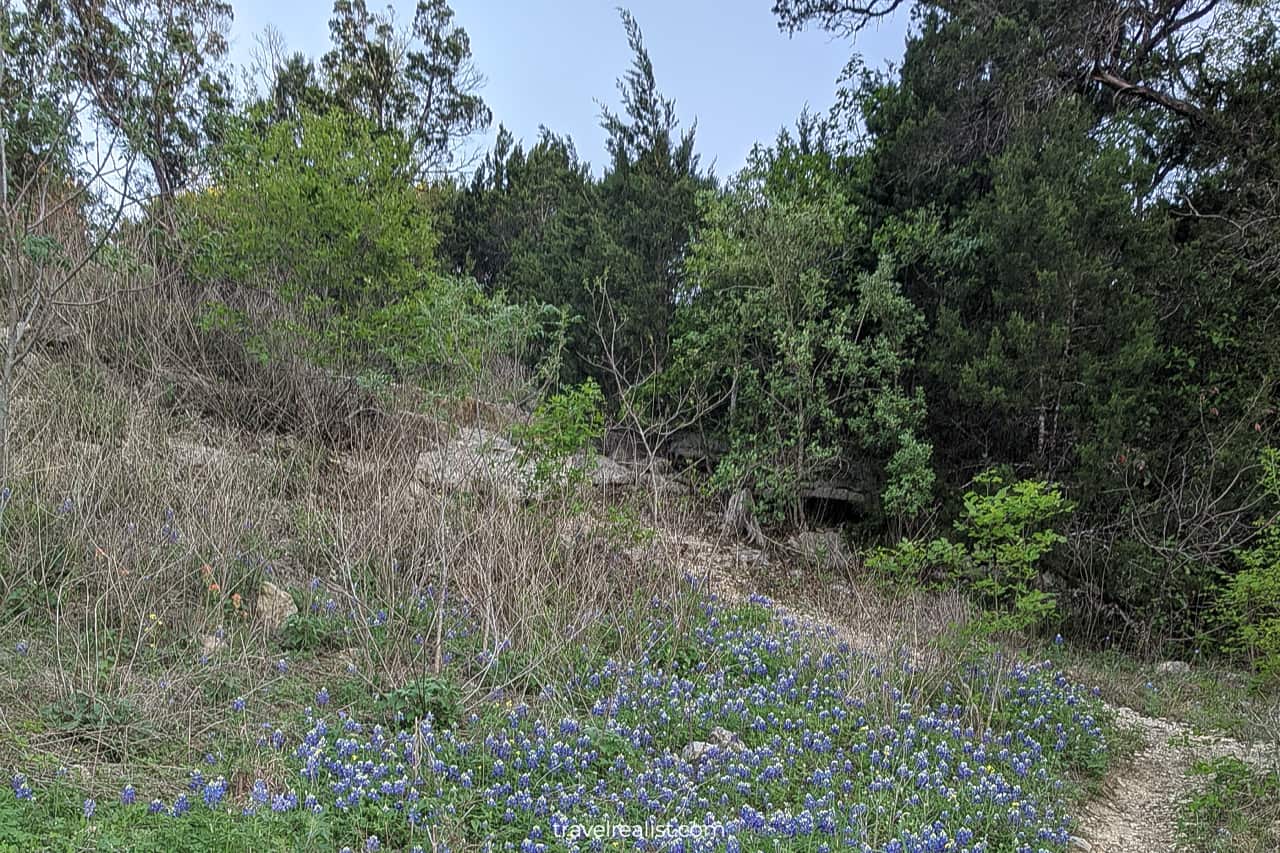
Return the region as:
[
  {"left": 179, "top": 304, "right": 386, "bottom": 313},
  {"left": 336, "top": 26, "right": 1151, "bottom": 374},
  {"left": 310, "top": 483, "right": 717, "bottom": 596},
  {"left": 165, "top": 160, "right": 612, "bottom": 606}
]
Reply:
[
  {"left": 190, "top": 109, "right": 432, "bottom": 315},
  {"left": 906, "top": 103, "right": 1165, "bottom": 483},
  {"left": 775, "top": 0, "right": 1279, "bottom": 638},
  {"left": 58, "top": 0, "right": 234, "bottom": 202},
  {"left": 321, "top": 0, "right": 490, "bottom": 174},
  {"left": 263, "top": 53, "right": 332, "bottom": 125},
  {"left": 440, "top": 126, "right": 604, "bottom": 379},
  {"left": 670, "top": 145, "right": 930, "bottom": 526}
]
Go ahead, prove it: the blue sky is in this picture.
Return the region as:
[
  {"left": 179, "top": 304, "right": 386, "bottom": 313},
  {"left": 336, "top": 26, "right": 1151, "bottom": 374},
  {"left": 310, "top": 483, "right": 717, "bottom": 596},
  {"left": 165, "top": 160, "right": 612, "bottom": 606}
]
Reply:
[{"left": 227, "top": 1, "right": 910, "bottom": 177}]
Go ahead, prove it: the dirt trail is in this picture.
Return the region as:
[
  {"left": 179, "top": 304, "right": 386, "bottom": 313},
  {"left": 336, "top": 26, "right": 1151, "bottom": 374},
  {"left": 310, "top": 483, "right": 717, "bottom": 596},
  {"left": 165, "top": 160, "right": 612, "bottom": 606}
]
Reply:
[
  {"left": 1077, "top": 705, "right": 1278, "bottom": 851},
  {"left": 661, "top": 529, "right": 1280, "bottom": 853}
]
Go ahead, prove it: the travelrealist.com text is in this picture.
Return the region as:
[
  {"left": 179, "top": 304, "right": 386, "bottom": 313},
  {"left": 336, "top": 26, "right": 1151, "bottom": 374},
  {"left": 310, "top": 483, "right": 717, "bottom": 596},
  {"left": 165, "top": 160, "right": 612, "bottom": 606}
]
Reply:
[{"left": 553, "top": 819, "right": 727, "bottom": 841}]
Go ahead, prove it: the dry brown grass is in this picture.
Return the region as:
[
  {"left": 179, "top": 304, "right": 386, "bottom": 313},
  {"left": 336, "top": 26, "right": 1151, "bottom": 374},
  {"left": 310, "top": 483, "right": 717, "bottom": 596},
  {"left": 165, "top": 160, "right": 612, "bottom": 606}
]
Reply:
[{"left": 0, "top": 335, "right": 690, "bottom": 777}]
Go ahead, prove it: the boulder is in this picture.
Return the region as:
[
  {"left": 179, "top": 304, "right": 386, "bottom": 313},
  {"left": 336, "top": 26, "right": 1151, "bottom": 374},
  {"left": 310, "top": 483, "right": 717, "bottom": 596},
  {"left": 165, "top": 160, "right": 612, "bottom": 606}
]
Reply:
[
  {"left": 786, "top": 529, "right": 852, "bottom": 571},
  {"left": 413, "top": 428, "right": 533, "bottom": 499},
  {"left": 1155, "top": 660, "right": 1191, "bottom": 676},
  {"left": 680, "top": 727, "right": 744, "bottom": 764},
  {"left": 587, "top": 454, "right": 634, "bottom": 487},
  {"left": 256, "top": 581, "right": 297, "bottom": 634}
]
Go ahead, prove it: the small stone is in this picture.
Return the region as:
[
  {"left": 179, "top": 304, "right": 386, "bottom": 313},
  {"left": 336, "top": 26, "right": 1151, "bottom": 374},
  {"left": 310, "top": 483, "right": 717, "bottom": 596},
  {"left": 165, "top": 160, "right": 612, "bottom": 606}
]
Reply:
[
  {"left": 707, "top": 727, "right": 742, "bottom": 749},
  {"left": 681, "top": 740, "right": 715, "bottom": 763},
  {"left": 199, "top": 634, "right": 227, "bottom": 656},
  {"left": 256, "top": 581, "right": 297, "bottom": 634},
  {"left": 1155, "top": 660, "right": 1190, "bottom": 675},
  {"left": 785, "top": 529, "right": 853, "bottom": 571},
  {"left": 682, "top": 727, "right": 744, "bottom": 763},
  {"left": 1069, "top": 837, "right": 1092, "bottom": 851}
]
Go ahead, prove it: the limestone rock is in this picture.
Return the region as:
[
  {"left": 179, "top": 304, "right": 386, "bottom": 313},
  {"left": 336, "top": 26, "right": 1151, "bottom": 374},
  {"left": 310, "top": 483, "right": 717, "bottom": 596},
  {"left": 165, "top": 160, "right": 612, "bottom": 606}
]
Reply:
[
  {"left": 256, "top": 581, "right": 297, "bottom": 634},
  {"left": 681, "top": 727, "right": 744, "bottom": 764},
  {"left": 587, "top": 454, "right": 634, "bottom": 487},
  {"left": 1155, "top": 660, "right": 1190, "bottom": 676},
  {"left": 413, "top": 428, "right": 532, "bottom": 499},
  {"left": 786, "top": 529, "right": 852, "bottom": 571}
]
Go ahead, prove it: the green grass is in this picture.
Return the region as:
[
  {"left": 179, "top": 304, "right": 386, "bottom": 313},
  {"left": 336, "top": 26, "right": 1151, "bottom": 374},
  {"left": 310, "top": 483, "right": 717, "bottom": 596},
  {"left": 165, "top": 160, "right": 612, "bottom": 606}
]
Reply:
[
  {"left": 1178, "top": 756, "right": 1280, "bottom": 852},
  {"left": 1046, "top": 644, "right": 1280, "bottom": 742}
]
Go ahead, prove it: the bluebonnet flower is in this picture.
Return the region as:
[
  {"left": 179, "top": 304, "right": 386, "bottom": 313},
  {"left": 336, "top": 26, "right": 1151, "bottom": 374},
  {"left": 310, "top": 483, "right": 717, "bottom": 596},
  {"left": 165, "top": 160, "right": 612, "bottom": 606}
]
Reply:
[
  {"left": 14, "top": 640, "right": 28, "bottom": 656},
  {"left": 231, "top": 696, "right": 246, "bottom": 712},
  {"left": 82, "top": 798, "right": 95, "bottom": 819},
  {"left": 3, "top": 587, "right": 1109, "bottom": 852},
  {"left": 202, "top": 777, "right": 227, "bottom": 808},
  {"left": 10, "top": 774, "right": 32, "bottom": 801},
  {"left": 120, "top": 784, "right": 135, "bottom": 805}
]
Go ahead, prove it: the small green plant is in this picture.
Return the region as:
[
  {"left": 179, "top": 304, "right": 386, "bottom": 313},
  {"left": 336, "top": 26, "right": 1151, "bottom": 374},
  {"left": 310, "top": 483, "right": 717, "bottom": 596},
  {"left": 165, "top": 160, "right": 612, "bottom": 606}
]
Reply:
[
  {"left": 377, "top": 675, "right": 460, "bottom": 730},
  {"left": 40, "top": 691, "right": 135, "bottom": 732},
  {"left": 279, "top": 611, "right": 349, "bottom": 654},
  {"left": 1179, "top": 756, "right": 1280, "bottom": 852},
  {"left": 866, "top": 536, "right": 967, "bottom": 590},
  {"left": 956, "top": 471, "right": 1072, "bottom": 633},
  {"left": 1218, "top": 448, "right": 1280, "bottom": 680},
  {"left": 38, "top": 691, "right": 155, "bottom": 760},
  {"left": 513, "top": 379, "right": 605, "bottom": 490}
]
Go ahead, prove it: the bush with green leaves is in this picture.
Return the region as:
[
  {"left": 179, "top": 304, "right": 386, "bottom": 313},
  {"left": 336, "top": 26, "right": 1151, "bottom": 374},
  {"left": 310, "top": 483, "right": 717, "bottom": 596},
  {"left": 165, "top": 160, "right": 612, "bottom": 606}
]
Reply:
[
  {"left": 957, "top": 472, "right": 1072, "bottom": 632},
  {"left": 1219, "top": 448, "right": 1280, "bottom": 680},
  {"left": 358, "top": 277, "right": 559, "bottom": 392},
  {"left": 376, "top": 674, "right": 460, "bottom": 730},
  {"left": 512, "top": 379, "right": 605, "bottom": 489},
  {"left": 866, "top": 535, "right": 968, "bottom": 590},
  {"left": 188, "top": 109, "right": 433, "bottom": 313},
  {"left": 868, "top": 471, "right": 1072, "bottom": 634},
  {"left": 184, "top": 108, "right": 558, "bottom": 395}
]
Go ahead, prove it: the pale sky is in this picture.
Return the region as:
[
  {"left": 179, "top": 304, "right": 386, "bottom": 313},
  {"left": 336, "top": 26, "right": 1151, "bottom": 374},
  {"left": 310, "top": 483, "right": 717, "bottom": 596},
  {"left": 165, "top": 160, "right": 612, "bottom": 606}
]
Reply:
[{"left": 227, "top": 1, "right": 911, "bottom": 176}]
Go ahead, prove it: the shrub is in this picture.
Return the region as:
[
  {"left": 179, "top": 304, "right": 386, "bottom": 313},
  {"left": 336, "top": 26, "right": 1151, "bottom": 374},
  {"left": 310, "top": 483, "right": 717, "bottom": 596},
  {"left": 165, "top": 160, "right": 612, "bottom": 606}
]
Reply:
[
  {"left": 187, "top": 109, "right": 434, "bottom": 315},
  {"left": 1219, "top": 448, "right": 1280, "bottom": 679},
  {"left": 956, "top": 471, "right": 1072, "bottom": 632},
  {"left": 512, "top": 379, "right": 605, "bottom": 489},
  {"left": 866, "top": 536, "right": 967, "bottom": 590},
  {"left": 376, "top": 674, "right": 460, "bottom": 730},
  {"left": 869, "top": 471, "right": 1072, "bottom": 635}
]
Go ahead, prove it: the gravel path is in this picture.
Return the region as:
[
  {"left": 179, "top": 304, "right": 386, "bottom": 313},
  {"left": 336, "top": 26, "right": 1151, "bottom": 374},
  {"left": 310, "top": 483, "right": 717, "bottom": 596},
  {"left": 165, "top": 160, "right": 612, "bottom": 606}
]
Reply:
[{"left": 1077, "top": 705, "right": 1278, "bottom": 851}]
